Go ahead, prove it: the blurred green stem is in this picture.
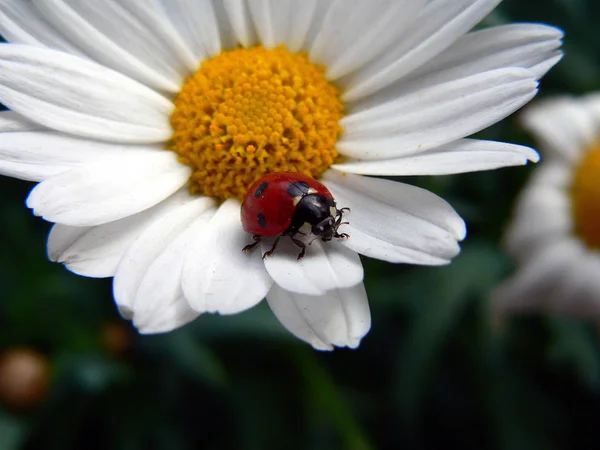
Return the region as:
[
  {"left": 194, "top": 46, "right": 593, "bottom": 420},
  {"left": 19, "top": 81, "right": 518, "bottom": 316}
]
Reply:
[{"left": 292, "top": 348, "right": 375, "bottom": 450}]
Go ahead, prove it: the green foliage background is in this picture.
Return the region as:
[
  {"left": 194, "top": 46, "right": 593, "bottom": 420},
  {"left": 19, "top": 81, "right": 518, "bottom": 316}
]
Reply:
[{"left": 1, "top": 1, "right": 599, "bottom": 449}]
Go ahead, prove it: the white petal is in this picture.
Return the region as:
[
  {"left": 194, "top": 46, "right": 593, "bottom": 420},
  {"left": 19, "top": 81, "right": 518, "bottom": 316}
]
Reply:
[
  {"left": 504, "top": 163, "right": 573, "bottom": 263},
  {"left": 582, "top": 93, "right": 600, "bottom": 127},
  {"left": 210, "top": 0, "right": 242, "bottom": 50},
  {"left": 323, "top": 170, "right": 465, "bottom": 265},
  {"left": 285, "top": 0, "right": 318, "bottom": 52},
  {"left": 342, "top": 0, "right": 502, "bottom": 101},
  {"left": 0, "top": 45, "right": 173, "bottom": 143},
  {"left": 310, "top": 0, "right": 424, "bottom": 79},
  {"left": 351, "top": 24, "right": 562, "bottom": 113},
  {"left": 0, "top": 0, "right": 86, "bottom": 56},
  {"left": 156, "top": 0, "right": 221, "bottom": 61},
  {"left": 266, "top": 283, "right": 371, "bottom": 351},
  {"left": 47, "top": 224, "right": 90, "bottom": 262},
  {"left": 247, "top": 0, "right": 322, "bottom": 53},
  {"left": 405, "top": 24, "right": 563, "bottom": 84},
  {"left": 134, "top": 295, "right": 200, "bottom": 334},
  {"left": 506, "top": 186, "right": 572, "bottom": 262},
  {"left": 521, "top": 96, "right": 597, "bottom": 162},
  {"left": 47, "top": 189, "right": 196, "bottom": 278},
  {"left": 0, "top": 131, "right": 161, "bottom": 182},
  {"left": 223, "top": 0, "right": 256, "bottom": 47},
  {"left": 543, "top": 252, "right": 600, "bottom": 319},
  {"left": 30, "top": 0, "right": 186, "bottom": 92},
  {"left": 113, "top": 197, "right": 215, "bottom": 315},
  {"left": 27, "top": 150, "right": 191, "bottom": 226},
  {"left": 247, "top": 0, "right": 285, "bottom": 49},
  {"left": 0, "top": 110, "right": 44, "bottom": 132},
  {"left": 132, "top": 219, "right": 206, "bottom": 334},
  {"left": 339, "top": 68, "right": 538, "bottom": 159},
  {"left": 491, "top": 238, "right": 585, "bottom": 315},
  {"left": 48, "top": 224, "right": 117, "bottom": 278},
  {"left": 334, "top": 139, "right": 539, "bottom": 176},
  {"left": 299, "top": 0, "right": 335, "bottom": 52},
  {"left": 118, "top": 0, "right": 198, "bottom": 71},
  {"left": 262, "top": 236, "right": 364, "bottom": 296},
  {"left": 182, "top": 199, "right": 273, "bottom": 315},
  {"left": 522, "top": 160, "right": 573, "bottom": 190}
]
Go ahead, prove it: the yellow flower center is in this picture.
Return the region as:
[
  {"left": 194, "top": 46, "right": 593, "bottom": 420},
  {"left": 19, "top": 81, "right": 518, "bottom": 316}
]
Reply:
[
  {"left": 170, "top": 45, "right": 344, "bottom": 200},
  {"left": 571, "top": 144, "right": 600, "bottom": 249}
]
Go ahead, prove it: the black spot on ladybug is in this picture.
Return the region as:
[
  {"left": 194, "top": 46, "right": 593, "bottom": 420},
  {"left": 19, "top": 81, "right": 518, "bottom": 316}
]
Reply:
[
  {"left": 287, "top": 181, "right": 310, "bottom": 198},
  {"left": 254, "top": 181, "right": 268, "bottom": 198},
  {"left": 257, "top": 212, "right": 267, "bottom": 228}
]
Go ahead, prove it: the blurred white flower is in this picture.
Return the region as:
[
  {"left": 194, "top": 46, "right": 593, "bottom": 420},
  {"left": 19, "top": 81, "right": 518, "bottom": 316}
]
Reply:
[
  {"left": 493, "top": 94, "right": 600, "bottom": 318},
  {"left": 0, "top": 0, "right": 561, "bottom": 349}
]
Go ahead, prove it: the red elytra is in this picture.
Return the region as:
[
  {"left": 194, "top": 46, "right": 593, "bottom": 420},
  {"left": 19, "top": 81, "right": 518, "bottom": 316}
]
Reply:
[{"left": 241, "top": 172, "right": 349, "bottom": 260}]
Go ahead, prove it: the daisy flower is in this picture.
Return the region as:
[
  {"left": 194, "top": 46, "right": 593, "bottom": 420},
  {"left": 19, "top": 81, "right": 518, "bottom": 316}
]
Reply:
[
  {"left": 0, "top": 0, "right": 562, "bottom": 350},
  {"left": 493, "top": 94, "right": 600, "bottom": 319}
]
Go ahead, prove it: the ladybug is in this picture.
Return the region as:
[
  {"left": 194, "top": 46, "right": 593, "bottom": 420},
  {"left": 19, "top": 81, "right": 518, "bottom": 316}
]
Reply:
[{"left": 241, "top": 172, "right": 349, "bottom": 260}]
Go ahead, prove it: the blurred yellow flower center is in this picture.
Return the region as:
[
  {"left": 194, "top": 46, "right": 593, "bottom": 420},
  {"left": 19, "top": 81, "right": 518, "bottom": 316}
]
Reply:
[
  {"left": 170, "top": 46, "right": 344, "bottom": 200},
  {"left": 571, "top": 144, "right": 600, "bottom": 249}
]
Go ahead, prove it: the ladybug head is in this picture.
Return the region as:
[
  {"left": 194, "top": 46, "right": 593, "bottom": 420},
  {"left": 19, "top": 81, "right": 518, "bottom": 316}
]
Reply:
[
  {"left": 290, "top": 194, "right": 337, "bottom": 238},
  {"left": 312, "top": 216, "right": 337, "bottom": 241}
]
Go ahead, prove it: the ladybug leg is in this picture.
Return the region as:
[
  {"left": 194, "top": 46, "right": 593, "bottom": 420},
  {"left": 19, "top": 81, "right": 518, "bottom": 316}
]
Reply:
[
  {"left": 288, "top": 235, "right": 307, "bottom": 260},
  {"left": 262, "top": 235, "right": 281, "bottom": 259},
  {"left": 242, "top": 234, "right": 262, "bottom": 253},
  {"left": 334, "top": 207, "right": 350, "bottom": 226},
  {"left": 336, "top": 207, "right": 350, "bottom": 221},
  {"left": 333, "top": 208, "right": 350, "bottom": 239},
  {"left": 333, "top": 218, "right": 350, "bottom": 239}
]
